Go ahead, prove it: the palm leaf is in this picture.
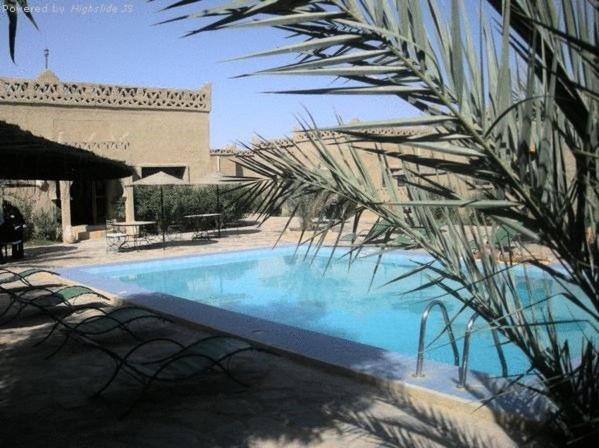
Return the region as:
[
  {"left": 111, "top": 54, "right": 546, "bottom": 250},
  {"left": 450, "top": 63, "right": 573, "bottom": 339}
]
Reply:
[{"left": 157, "top": 0, "right": 598, "bottom": 443}]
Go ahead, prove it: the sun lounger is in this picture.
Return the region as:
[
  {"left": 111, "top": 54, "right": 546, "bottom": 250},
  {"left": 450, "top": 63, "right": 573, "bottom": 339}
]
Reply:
[
  {"left": 492, "top": 225, "right": 521, "bottom": 249},
  {"left": 341, "top": 222, "right": 423, "bottom": 250},
  {"left": 387, "top": 234, "right": 421, "bottom": 249},
  {"left": 40, "top": 306, "right": 173, "bottom": 358},
  {"left": 0, "top": 285, "right": 109, "bottom": 323},
  {"left": 340, "top": 221, "right": 394, "bottom": 244},
  {"left": 469, "top": 225, "right": 522, "bottom": 254},
  {"left": 0, "top": 267, "right": 57, "bottom": 286},
  {"left": 80, "top": 334, "right": 264, "bottom": 414}
]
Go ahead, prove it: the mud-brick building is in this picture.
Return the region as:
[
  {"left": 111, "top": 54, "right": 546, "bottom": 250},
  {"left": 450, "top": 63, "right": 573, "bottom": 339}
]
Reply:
[{"left": 0, "top": 70, "right": 212, "bottom": 241}]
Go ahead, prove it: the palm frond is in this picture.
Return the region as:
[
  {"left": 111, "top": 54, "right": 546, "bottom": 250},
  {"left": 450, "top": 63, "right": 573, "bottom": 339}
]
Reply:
[{"left": 156, "top": 0, "right": 598, "bottom": 443}]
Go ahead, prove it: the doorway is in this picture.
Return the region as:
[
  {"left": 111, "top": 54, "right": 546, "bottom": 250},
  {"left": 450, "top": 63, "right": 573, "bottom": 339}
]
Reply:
[{"left": 70, "top": 180, "right": 107, "bottom": 225}]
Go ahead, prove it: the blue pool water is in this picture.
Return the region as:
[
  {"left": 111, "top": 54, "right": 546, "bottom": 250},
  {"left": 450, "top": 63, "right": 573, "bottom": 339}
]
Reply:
[{"left": 84, "top": 246, "right": 590, "bottom": 377}]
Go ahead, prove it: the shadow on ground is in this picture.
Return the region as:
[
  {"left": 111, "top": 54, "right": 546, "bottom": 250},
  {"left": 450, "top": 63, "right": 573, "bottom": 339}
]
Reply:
[
  {"left": 223, "top": 228, "right": 262, "bottom": 237},
  {"left": 117, "top": 238, "right": 219, "bottom": 253},
  {"left": 0, "top": 277, "right": 552, "bottom": 448},
  {"left": 8, "top": 244, "right": 82, "bottom": 265}
]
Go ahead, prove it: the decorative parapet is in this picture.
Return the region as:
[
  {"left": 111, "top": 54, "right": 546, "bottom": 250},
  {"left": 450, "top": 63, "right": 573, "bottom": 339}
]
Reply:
[
  {"left": 210, "top": 126, "right": 427, "bottom": 155},
  {"left": 292, "top": 126, "right": 424, "bottom": 142},
  {"left": 0, "top": 70, "right": 211, "bottom": 112},
  {"left": 248, "top": 126, "right": 425, "bottom": 150},
  {"left": 62, "top": 141, "right": 131, "bottom": 152},
  {"left": 210, "top": 144, "right": 247, "bottom": 155},
  {"left": 251, "top": 138, "right": 294, "bottom": 150}
]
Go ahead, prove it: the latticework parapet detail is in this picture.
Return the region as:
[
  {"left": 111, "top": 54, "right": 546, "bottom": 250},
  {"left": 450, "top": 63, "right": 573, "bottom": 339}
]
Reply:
[{"left": 0, "top": 75, "right": 211, "bottom": 112}]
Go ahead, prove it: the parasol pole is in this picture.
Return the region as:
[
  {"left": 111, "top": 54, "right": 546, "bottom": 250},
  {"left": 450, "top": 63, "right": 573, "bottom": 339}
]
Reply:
[
  {"left": 216, "top": 185, "right": 221, "bottom": 237},
  {"left": 160, "top": 186, "right": 166, "bottom": 248}
]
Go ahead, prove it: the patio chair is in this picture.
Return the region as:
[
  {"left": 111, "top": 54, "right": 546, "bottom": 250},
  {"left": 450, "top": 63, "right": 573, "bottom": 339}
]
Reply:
[
  {"left": 0, "top": 284, "right": 110, "bottom": 323},
  {"left": 40, "top": 305, "right": 174, "bottom": 358},
  {"left": 0, "top": 267, "right": 58, "bottom": 286},
  {"left": 82, "top": 334, "right": 264, "bottom": 413},
  {"left": 166, "top": 223, "right": 184, "bottom": 242},
  {"left": 105, "top": 219, "right": 127, "bottom": 252}
]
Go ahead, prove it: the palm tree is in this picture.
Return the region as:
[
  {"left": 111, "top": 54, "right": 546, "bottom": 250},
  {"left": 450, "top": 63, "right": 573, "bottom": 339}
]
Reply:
[
  {"left": 4, "top": 0, "right": 597, "bottom": 444},
  {"left": 1, "top": 0, "right": 37, "bottom": 61},
  {"left": 155, "top": 0, "right": 598, "bottom": 445}
]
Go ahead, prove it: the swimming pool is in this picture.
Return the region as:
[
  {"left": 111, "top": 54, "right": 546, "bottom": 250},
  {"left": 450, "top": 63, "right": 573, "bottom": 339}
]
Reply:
[{"left": 66, "top": 246, "right": 587, "bottom": 379}]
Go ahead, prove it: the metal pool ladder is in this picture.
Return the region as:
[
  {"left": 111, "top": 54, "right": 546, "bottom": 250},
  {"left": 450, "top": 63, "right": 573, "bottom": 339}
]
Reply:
[
  {"left": 457, "top": 313, "right": 508, "bottom": 388},
  {"left": 414, "top": 303, "right": 509, "bottom": 388},
  {"left": 413, "top": 300, "right": 460, "bottom": 377}
]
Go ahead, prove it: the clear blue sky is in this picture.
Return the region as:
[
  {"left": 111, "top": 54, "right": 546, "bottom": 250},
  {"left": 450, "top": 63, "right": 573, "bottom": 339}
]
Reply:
[{"left": 0, "top": 0, "right": 411, "bottom": 148}]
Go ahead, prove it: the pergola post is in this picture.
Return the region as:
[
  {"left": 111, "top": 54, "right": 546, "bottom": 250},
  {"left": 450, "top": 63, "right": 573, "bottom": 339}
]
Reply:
[
  {"left": 122, "top": 177, "right": 135, "bottom": 222},
  {"left": 59, "top": 180, "right": 76, "bottom": 243}
]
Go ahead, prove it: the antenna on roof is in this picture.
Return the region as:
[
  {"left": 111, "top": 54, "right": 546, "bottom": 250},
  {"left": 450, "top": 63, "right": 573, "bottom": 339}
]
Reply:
[{"left": 43, "top": 48, "right": 49, "bottom": 70}]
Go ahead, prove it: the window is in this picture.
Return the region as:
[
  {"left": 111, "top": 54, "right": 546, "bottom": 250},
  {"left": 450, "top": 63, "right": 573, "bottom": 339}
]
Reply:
[{"left": 235, "top": 162, "right": 243, "bottom": 177}]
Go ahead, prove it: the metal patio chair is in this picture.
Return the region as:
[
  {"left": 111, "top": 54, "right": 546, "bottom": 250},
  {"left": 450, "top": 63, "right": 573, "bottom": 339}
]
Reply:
[
  {"left": 105, "top": 219, "right": 127, "bottom": 252},
  {"left": 166, "top": 223, "right": 184, "bottom": 242}
]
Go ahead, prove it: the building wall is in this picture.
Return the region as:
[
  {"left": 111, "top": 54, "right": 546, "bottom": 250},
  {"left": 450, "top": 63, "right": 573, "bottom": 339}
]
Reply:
[
  {"left": 3, "top": 182, "right": 56, "bottom": 212},
  {"left": 0, "top": 71, "right": 211, "bottom": 182},
  {"left": 0, "top": 70, "right": 212, "bottom": 239},
  {"left": 210, "top": 152, "right": 244, "bottom": 177},
  {"left": 0, "top": 104, "right": 210, "bottom": 181},
  {"left": 209, "top": 128, "right": 467, "bottom": 203}
]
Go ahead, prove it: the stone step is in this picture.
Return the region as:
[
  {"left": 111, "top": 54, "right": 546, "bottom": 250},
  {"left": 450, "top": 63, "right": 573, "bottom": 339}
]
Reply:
[{"left": 72, "top": 225, "right": 106, "bottom": 241}]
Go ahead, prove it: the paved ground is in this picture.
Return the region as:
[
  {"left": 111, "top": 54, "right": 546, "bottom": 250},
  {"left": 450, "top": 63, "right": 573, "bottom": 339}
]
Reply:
[
  {"left": 8, "top": 217, "right": 294, "bottom": 270},
  {"left": 0, "top": 218, "right": 545, "bottom": 447}
]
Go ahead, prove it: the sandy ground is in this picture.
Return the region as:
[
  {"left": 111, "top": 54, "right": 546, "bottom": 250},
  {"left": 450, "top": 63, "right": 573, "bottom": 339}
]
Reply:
[{"left": 0, "top": 217, "right": 549, "bottom": 447}]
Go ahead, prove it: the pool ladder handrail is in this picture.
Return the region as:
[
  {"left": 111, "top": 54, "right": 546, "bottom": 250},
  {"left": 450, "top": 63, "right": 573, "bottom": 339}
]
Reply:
[
  {"left": 414, "top": 304, "right": 510, "bottom": 387},
  {"left": 457, "top": 312, "right": 509, "bottom": 388},
  {"left": 413, "top": 300, "right": 460, "bottom": 377}
]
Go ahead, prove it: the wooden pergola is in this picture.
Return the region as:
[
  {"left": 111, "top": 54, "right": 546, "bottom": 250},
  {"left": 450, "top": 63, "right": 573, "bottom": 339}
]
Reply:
[
  {"left": 0, "top": 120, "right": 132, "bottom": 180},
  {"left": 1, "top": 120, "right": 134, "bottom": 243}
]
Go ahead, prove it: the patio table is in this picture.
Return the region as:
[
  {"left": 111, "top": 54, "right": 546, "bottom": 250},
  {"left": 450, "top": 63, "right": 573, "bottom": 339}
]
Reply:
[
  {"left": 184, "top": 213, "right": 222, "bottom": 239},
  {"left": 112, "top": 221, "right": 157, "bottom": 250}
]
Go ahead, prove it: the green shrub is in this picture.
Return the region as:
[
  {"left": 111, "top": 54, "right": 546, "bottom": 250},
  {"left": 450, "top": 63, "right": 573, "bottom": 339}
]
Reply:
[
  {"left": 30, "top": 208, "right": 61, "bottom": 241},
  {"left": 133, "top": 185, "right": 252, "bottom": 230}
]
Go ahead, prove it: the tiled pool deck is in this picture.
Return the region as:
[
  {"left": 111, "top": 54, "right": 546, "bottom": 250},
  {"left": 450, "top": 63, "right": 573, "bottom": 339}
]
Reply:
[{"left": 0, "top": 218, "right": 550, "bottom": 447}]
